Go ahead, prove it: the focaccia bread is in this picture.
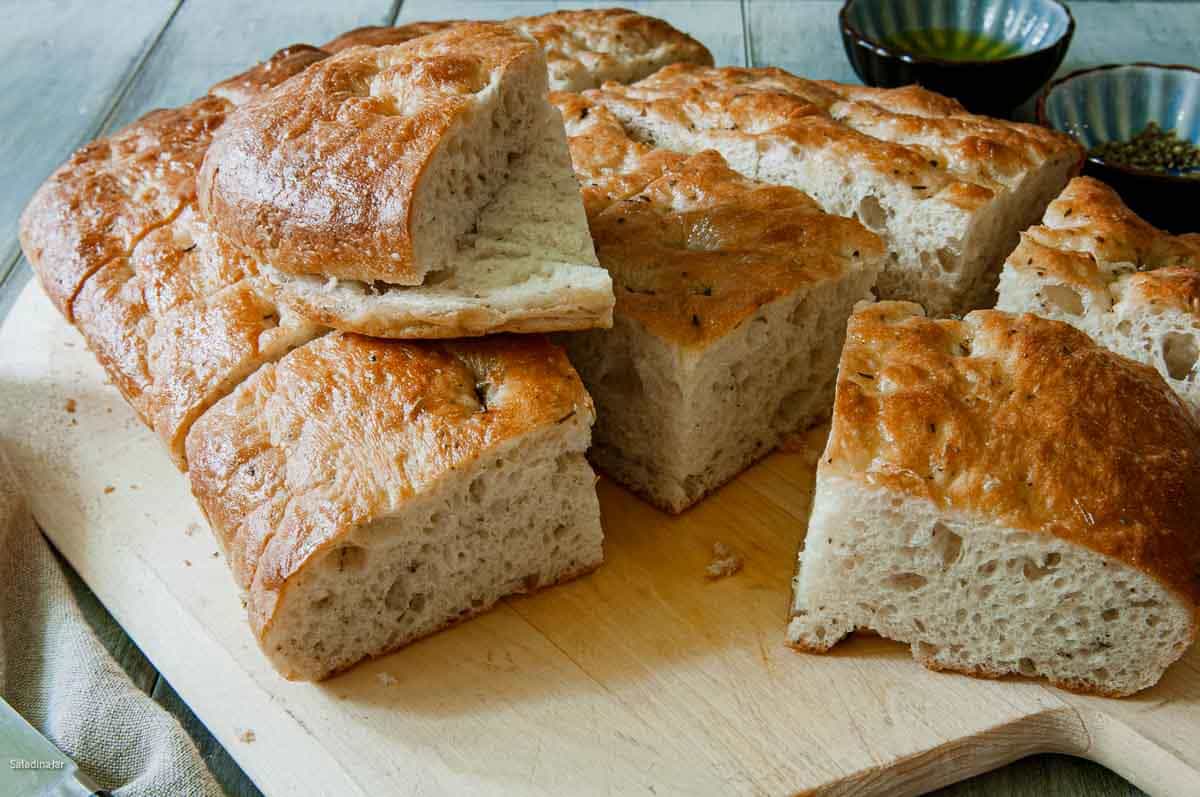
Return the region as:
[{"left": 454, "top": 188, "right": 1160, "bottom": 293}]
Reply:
[
  {"left": 323, "top": 8, "right": 713, "bottom": 91},
  {"left": 555, "top": 93, "right": 883, "bottom": 513},
  {"left": 19, "top": 17, "right": 630, "bottom": 678},
  {"left": 996, "top": 177, "right": 1200, "bottom": 416},
  {"left": 789, "top": 302, "right": 1200, "bottom": 697},
  {"left": 186, "top": 333, "right": 603, "bottom": 681},
  {"left": 201, "top": 23, "right": 613, "bottom": 338},
  {"left": 581, "top": 65, "right": 1083, "bottom": 316},
  {"left": 19, "top": 87, "right": 322, "bottom": 467}
]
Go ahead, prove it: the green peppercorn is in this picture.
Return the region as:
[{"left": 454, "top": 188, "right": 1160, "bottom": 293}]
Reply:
[{"left": 1088, "top": 122, "right": 1200, "bottom": 176}]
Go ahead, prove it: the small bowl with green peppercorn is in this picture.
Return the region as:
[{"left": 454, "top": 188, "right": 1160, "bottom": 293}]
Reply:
[
  {"left": 1038, "top": 63, "right": 1200, "bottom": 232},
  {"left": 839, "top": 0, "right": 1074, "bottom": 117}
]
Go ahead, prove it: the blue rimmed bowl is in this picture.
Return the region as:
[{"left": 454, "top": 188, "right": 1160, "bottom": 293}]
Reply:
[
  {"left": 1038, "top": 63, "right": 1200, "bottom": 233},
  {"left": 840, "top": 0, "right": 1074, "bottom": 117}
]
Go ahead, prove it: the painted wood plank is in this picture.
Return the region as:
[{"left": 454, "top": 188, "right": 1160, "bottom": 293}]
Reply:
[
  {"left": 398, "top": 0, "right": 748, "bottom": 67},
  {"left": 743, "top": 1, "right": 856, "bottom": 78},
  {"left": 105, "top": 0, "right": 398, "bottom": 130},
  {"left": 0, "top": 0, "right": 178, "bottom": 296},
  {"left": 1057, "top": 2, "right": 1200, "bottom": 74}
]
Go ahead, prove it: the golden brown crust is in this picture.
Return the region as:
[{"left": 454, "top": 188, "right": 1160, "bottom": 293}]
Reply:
[
  {"left": 209, "top": 44, "right": 329, "bottom": 106},
  {"left": 1005, "top": 177, "right": 1200, "bottom": 314},
  {"left": 197, "top": 23, "right": 542, "bottom": 285},
  {"left": 826, "top": 302, "right": 1200, "bottom": 608},
  {"left": 584, "top": 64, "right": 1082, "bottom": 211},
  {"left": 19, "top": 95, "right": 230, "bottom": 318},
  {"left": 321, "top": 10, "right": 712, "bottom": 91},
  {"left": 588, "top": 150, "right": 881, "bottom": 348},
  {"left": 555, "top": 90, "right": 880, "bottom": 348},
  {"left": 71, "top": 207, "right": 318, "bottom": 467},
  {"left": 184, "top": 333, "right": 592, "bottom": 639},
  {"left": 320, "top": 21, "right": 460, "bottom": 53},
  {"left": 509, "top": 8, "right": 712, "bottom": 91},
  {"left": 552, "top": 92, "right": 688, "bottom": 217}
]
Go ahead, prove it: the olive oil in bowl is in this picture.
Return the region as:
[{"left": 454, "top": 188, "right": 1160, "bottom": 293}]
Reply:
[{"left": 880, "top": 28, "right": 1022, "bottom": 61}]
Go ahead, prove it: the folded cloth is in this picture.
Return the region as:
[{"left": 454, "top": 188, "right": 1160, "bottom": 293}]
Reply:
[{"left": 0, "top": 446, "right": 221, "bottom": 796}]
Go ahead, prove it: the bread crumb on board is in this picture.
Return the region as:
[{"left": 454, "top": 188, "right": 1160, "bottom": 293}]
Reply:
[
  {"left": 238, "top": 729, "right": 256, "bottom": 744},
  {"left": 705, "top": 542, "right": 743, "bottom": 580},
  {"left": 185, "top": 522, "right": 202, "bottom": 537},
  {"left": 64, "top": 398, "right": 77, "bottom": 413},
  {"left": 103, "top": 485, "right": 115, "bottom": 494}
]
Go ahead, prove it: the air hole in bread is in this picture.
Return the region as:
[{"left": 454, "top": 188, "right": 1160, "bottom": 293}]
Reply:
[
  {"left": 1042, "top": 284, "right": 1084, "bottom": 316},
  {"left": 606, "top": 360, "right": 645, "bottom": 401},
  {"left": 856, "top": 195, "right": 887, "bottom": 232},
  {"left": 1162, "top": 332, "right": 1198, "bottom": 381},
  {"left": 469, "top": 477, "right": 486, "bottom": 502},
  {"left": 384, "top": 578, "right": 409, "bottom": 612},
  {"left": 884, "top": 572, "right": 927, "bottom": 592},
  {"left": 935, "top": 247, "right": 958, "bottom": 273},
  {"left": 1102, "top": 608, "right": 1119, "bottom": 621},
  {"left": 929, "top": 522, "right": 962, "bottom": 569},
  {"left": 335, "top": 545, "right": 368, "bottom": 572},
  {"left": 1022, "top": 557, "right": 1056, "bottom": 581},
  {"left": 1018, "top": 658, "right": 1037, "bottom": 677}
]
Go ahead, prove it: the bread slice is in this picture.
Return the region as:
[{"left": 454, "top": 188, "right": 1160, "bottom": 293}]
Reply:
[
  {"left": 996, "top": 177, "right": 1200, "bottom": 417},
  {"left": 788, "top": 302, "right": 1200, "bottom": 696},
  {"left": 555, "top": 94, "right": 883, "bottom": 513},
  {"left": 583, "top": 65, "right": 1083, "bottom": 316},
  {"left": 322, "top": 9, "right": 713, "bottom": 91},
  {"left": 185, "top": 333, "right": 603, "bottom": 681},
  {"left": 199, "top": 24, "right": 552, "bottom": 285},
  {"left": 200, "top": 23, "right": 612, "bottom": 337},
  {"left": 262, "top": 96, "right": 612, "bottom": 338}
]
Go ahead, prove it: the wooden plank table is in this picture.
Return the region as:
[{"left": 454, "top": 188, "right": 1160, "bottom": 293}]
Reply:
[{"left": 1, "top": 2, "right": 1195, "bottom": 795}]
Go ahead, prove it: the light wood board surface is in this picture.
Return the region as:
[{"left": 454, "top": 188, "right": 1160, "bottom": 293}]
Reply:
[
  {"left": 3, "top": 2, "right": 1199, "bottom": 795},
  {"left": 2, "top": 280, "right": 1197, "bottom": 796}
]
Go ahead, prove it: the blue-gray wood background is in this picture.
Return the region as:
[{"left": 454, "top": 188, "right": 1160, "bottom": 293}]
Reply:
[{"left": 2, "top": 1, "right": 1194, "bottom": 794}]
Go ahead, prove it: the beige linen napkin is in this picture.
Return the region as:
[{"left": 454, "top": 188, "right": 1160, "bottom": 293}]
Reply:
[{"left": 0, "top": 446, "right": 222, "bottom": 796}]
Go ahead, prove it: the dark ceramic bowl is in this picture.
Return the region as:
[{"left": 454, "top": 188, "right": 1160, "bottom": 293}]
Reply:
[
  {"left": 1038, "top": 62, "right": 1200, "bottom": 233},
  {"left": 840, "top": 0, "right": 1074, "bottom": 117}
]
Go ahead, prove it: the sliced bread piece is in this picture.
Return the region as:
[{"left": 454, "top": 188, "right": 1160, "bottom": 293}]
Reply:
[
  {"left": 199, "top": 23, "right": 613, "bottom": 337},
  {"left": 556, "top": 94, "right": 883, "bottom": 512},
  {"left": 789, "top": 302, "right": 1200, "bottom": 696},
  {"left": 185, "top": 333, "right": 603, "bottom": 681},
  {"left": 996, "top": 177, "right": 1200, "bottom": 416},
  {"left": 198, "top": 23, "right": 552, "bottom": 285},
  {"left": 583, "top": 65, "right": 1082, "bottom": 315},
  {"left": 263, "top": 96, "right": 612, "bottom": 338},
  {"left": 322, "top": 9, "right": 713, "bottom": 91}
]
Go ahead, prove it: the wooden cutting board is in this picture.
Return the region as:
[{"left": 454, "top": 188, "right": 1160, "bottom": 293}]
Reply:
[{"left": 1, "top": 280, "right": 1197, "bottom": 796}]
